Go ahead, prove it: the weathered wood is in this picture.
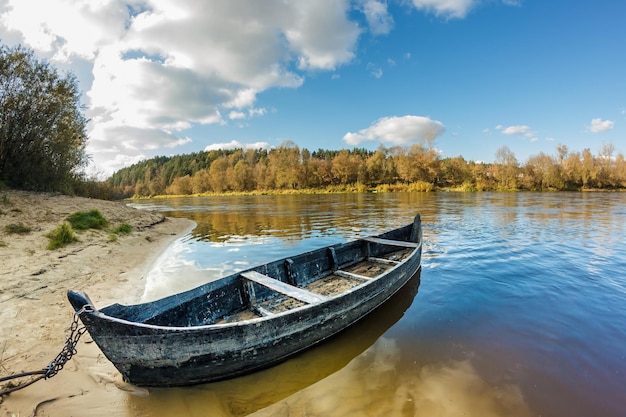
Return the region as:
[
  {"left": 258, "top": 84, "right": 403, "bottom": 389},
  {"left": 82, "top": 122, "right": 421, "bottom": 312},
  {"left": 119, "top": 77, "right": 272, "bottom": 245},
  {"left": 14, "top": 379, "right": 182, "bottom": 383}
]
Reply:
[
  {"left": 334, "top": 270, "right": 371, "bottom": 281},
  {"left": 361, "top": 236, "right": 419, "bottom": 248},
  {"left": 67, "top": 214, "right": 423, "bottom": 387},
  {"left": 240, "top": 271, "right": 328, "bottom": 304},
  {"left": 368, "top": 256, "right": 400, "bottom": 265},
  {"left": 251, "top": 305, "right": 275, "bottom": 317}
]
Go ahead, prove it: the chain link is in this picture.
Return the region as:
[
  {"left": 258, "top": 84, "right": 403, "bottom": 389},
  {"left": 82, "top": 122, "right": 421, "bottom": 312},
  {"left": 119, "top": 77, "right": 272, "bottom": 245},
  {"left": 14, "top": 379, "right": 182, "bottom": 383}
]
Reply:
[
  {"left": 0, "top": 307, "right": 91, "bottom": 396},
  {"left": 43, "top": 312, "right": 88, "bottom": 379}
]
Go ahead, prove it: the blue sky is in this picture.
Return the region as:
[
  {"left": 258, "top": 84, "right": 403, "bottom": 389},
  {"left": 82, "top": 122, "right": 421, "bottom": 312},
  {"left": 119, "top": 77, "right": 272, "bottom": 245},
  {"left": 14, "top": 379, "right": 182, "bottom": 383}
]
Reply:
[{"left": 1, "top": 0, "right": 624, "bottom": 174}]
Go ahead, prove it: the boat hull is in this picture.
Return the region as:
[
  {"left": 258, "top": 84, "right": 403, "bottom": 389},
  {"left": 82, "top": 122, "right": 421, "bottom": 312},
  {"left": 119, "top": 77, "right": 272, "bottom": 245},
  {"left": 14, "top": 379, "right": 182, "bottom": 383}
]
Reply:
[{"left": 69, "top": 215, "right": 422, "bottom": 386}]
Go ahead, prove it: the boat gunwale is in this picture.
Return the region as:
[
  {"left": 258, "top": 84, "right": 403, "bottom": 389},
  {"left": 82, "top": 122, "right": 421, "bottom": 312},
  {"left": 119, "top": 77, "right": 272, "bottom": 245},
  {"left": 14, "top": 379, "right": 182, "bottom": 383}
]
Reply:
[{"left": 79, "top": 238, "right": 422, "bottom": 332}]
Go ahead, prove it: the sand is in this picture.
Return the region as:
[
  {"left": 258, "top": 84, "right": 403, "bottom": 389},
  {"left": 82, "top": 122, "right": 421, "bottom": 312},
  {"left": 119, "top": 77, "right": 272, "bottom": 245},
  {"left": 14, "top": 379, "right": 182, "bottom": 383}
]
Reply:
[{"left": 0, "top": 190, "right": 193, "bottom": 416}]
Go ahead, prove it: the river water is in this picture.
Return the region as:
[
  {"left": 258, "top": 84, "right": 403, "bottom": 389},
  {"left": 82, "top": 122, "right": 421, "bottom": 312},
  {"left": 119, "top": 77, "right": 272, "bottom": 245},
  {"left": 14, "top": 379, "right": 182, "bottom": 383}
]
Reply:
[{"left": 128, "top": 192, "right": 626, "bottom": 417}]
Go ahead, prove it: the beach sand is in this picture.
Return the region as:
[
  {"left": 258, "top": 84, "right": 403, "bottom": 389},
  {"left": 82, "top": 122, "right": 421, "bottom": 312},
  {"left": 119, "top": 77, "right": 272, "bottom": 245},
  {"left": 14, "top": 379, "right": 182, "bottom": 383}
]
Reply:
[{"left": 0, "top": 190, "right": 193, "bottom": 416}]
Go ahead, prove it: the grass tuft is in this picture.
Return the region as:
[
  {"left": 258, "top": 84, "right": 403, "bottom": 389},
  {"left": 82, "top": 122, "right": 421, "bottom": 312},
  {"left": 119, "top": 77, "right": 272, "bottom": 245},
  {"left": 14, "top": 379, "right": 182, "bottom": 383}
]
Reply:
[
  {"left": 47, "top": 222, "right": 78, "bottom": 250},
  {"left": 113, "top": 223, "right": 132, "bottom": 235},
  {"left": 67, "top": 209, "right": 109, "bottom": 230},
  {"left": 5, "top": 223, "right": 32, "bottom": 234}
]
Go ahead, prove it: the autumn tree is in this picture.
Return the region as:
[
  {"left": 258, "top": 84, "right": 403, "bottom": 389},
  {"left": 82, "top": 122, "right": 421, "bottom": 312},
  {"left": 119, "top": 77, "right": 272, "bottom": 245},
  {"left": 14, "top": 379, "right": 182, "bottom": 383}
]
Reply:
[
  {"left": 439, "top": 156, "right": 472, "bottom": 188},
  {"left": 580, "top": 148, "right": 598, "bottom": 188},
  {"left": 267, "top": 142, "right": 302, "bottom": 189},
  {"left": 494, "top": 146, "right": 519, "bottom": 189},
  {"left": 331, "top": 150, "right": 360, "bottom": 184},
  {"left": 209, "top": 156, "right": 229, "bottom": 192},
  {"left": 523, "top": 152, "right": 563, "bottom": 190},
  {"left": 0, "top": 44, "right": 88, "bottom": 191}
]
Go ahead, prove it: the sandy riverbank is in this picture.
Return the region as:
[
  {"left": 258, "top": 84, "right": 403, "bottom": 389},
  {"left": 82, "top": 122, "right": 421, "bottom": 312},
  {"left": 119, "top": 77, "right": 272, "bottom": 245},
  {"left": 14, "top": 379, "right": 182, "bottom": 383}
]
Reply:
[{"left": 0, "top": 190, "right": 194, "bottom": 416}]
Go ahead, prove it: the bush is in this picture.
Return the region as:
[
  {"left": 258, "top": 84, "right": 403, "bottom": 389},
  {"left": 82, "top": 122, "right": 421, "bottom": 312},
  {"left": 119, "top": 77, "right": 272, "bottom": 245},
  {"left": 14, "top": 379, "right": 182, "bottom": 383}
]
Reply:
[
  {"left": 47, "top": 222, "right": 78, "bottom": 250},
  {"left": 67, "top": 210, "right": 109, "bottom": 230},
  {"left": 406, "top": 181, "right": 434, "bottom": 192}
]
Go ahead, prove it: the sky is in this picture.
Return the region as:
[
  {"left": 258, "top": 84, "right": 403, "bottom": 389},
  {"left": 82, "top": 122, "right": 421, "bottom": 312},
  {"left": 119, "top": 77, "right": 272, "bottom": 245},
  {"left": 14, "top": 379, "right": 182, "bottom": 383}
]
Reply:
[{"left": 1, "top": 0, "right": 624, "bottom": 175}]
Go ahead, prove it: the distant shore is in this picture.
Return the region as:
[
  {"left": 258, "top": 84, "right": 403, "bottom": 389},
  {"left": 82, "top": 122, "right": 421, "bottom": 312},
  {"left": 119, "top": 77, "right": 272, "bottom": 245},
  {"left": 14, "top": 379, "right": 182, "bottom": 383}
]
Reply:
[
  {"left": 0, "top": 190, "right": 193, "bottom": 416},
  {"left": 129, "top": 185, "right": 626, "bottom": 200}
]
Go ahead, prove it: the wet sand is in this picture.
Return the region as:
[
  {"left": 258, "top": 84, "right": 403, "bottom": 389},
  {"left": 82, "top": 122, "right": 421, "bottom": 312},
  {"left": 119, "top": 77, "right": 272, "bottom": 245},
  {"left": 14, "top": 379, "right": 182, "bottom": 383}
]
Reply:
[{"left": 0, "top": 190, "right": 193, "bottom": 416}]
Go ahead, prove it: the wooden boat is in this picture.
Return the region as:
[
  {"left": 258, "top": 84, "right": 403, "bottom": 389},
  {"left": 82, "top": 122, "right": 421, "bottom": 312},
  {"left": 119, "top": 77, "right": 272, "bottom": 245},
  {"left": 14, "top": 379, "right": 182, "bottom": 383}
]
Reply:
[{"left": 67, "top": 214, "right": 423, "bottom": 387}]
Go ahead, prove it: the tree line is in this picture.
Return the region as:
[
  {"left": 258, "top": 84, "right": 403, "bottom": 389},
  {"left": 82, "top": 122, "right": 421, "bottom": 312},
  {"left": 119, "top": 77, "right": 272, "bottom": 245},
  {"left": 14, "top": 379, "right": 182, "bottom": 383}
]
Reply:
[
  {"left": 2, "top": 43, "right": 623, "bottom": 198},
  {"left": 108, "top": 141, "right": 626, "bottom": 198}
]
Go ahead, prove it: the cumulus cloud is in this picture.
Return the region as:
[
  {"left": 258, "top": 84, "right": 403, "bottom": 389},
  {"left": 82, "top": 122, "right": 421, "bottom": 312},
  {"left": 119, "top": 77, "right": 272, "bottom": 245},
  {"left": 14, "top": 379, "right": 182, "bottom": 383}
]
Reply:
[
  {"left": 343, "top": 115, "right": 445, "bottom": 146},
  {"left": 589, "top": 118, "right": 614, "bottom": 133},
  {"left": 0, "top": 0, "right": 362, "bottom": 173},
  {"left": 0, "top": 0, "right": 523, "bottom": 174},
  {"left": 205, "top": 140, "right": 270, "bottom": 152}
]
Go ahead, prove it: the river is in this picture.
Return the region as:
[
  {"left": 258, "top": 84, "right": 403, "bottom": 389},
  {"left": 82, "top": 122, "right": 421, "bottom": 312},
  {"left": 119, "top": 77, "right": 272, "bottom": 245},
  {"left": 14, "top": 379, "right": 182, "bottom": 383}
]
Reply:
[{"left": 128, "top": 192, "right": 626, "bottom": 417}]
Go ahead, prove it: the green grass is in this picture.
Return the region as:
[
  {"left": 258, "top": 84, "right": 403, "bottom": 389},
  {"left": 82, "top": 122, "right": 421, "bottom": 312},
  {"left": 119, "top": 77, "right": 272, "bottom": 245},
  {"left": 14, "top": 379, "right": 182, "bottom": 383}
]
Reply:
[
  {"left": 47, "top": 222, "right": 78, "bottom": 250},
  {"left": 5, "top": 223, "right": 32, "bottom": 234},
  {"left": 67, "top": 209, "right": 109, "bottom": 230},
  {"left": 113, "top": 223, "right": 132, "bottom": 235}
]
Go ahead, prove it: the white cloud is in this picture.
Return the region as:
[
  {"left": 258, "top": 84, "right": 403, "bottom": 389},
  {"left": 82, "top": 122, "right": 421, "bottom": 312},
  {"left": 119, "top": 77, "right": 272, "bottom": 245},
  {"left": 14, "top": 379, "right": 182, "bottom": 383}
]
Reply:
[
  {"left": 367, "top": 63, "right": 383, "bottom": 78},
  {"left": 409, "top": 0, "right": 477, "bottom": 19},
  {"left": 500, "top": 124, "right": 538, "bottom": 141},
  {"left": 0, "top": 0, "right": 362, "bottom": 174},
  {"left": 359, "top": 0, "right": 394, "bottom": 35},
  {"left": 501, "top": 125, "right": 531, "bottom": 135},
  {"left": 0, "top": 0, "right": 525, "bottom": 175},
  {"left": 229, "top": 111, "right": 247, "bottom": 120},
  {"left": 343, "top": 115, "right": 445, "bottom": 146},
  {"left": 205, "top": 140, "right": 270, "bottom": 152},
  {"left": 409, "top": 0, "right": 520, "bottom": 19},
  {"left": 589, "top": 118, "right": 614, "bottom": 133},
  {"left": 284, "top": 0, "right": 360, "bottom": 71}
]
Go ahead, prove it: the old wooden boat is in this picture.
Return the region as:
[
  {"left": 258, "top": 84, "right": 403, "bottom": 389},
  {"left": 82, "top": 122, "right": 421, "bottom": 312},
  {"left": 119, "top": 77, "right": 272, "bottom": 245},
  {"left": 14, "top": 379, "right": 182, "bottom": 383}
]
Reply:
[{"left": 67, "top": 214, "right": 423, "bottom": 387}]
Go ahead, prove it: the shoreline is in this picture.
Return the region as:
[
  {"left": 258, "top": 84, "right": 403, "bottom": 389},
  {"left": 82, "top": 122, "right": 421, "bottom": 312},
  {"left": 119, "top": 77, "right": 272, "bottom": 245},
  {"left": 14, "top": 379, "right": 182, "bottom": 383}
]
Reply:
[{"left": 0, "top": 190, "right": 194, "bottom": 416}]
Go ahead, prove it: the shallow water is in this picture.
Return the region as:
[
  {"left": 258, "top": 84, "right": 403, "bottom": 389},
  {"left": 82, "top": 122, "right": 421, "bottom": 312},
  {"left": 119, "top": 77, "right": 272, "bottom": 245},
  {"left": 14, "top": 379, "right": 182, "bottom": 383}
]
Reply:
[{"left": 129, "top": 192, "right": 626, "bottom": 417}]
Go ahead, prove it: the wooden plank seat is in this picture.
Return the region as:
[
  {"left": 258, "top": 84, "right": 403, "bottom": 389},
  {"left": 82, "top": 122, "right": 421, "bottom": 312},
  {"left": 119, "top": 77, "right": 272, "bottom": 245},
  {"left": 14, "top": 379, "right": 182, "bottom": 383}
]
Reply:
[
  {"left": 334, "top": 270, "right": 372, "bottom": 281},
  {"left": 361, "top": 236, "right": 419, "bottom": 248},
  {"left": 368, "top": 256, "right": 400, "bottom": 265},
  {"left": 241, "top": 271, "right": 328, "bottom": 305}
]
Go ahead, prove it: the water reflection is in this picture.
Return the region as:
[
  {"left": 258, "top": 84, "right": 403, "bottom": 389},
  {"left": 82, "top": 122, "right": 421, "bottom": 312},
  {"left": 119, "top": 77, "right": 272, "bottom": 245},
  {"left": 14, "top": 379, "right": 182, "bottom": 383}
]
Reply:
[
  {"left": 253, "top": 356, "right": 532, "bottom": 417},
  {"left": 130, "top": 193, "right": 434, "bottom": 243},
  {"left": 129, "top": 271, "right": 421, "bottom": 416},
  {"left": 130, "top": 192, "right": 626, "bottom": 417}
]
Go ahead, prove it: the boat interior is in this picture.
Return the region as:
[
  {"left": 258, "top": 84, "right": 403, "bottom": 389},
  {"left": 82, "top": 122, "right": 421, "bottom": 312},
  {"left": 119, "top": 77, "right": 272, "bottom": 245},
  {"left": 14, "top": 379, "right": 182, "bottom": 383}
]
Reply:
[
  {"left": 217, "top": 242, "right": 416, "bottom": 323},
  {"left": 99, "top": 221, "right": 420, "bottom": 327}
]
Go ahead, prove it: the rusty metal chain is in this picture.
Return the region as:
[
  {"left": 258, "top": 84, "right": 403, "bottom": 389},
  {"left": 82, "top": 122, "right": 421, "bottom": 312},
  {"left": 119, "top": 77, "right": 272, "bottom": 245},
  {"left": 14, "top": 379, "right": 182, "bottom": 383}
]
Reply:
[
  {"left": 42, "top": 312, "right": 88, "bottom": 379},
  {"left": 0, "top": 307, "right": 90, "bottom": 396}
]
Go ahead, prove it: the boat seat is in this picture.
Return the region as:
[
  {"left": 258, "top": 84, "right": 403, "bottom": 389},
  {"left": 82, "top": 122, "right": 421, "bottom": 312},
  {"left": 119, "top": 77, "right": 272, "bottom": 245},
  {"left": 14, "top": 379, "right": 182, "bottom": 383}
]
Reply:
[
  {"left": 334, "top": 270, "right": 371, "bottom": 281},
  {"left": 368, "top": 256, "right": 400, "bottom": 265},
  {"left": 241, "top": 271, "right": 328, "bottom": 304},
  {"left": 361, "top": 236, "right": 419, "bottom": 248}
]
